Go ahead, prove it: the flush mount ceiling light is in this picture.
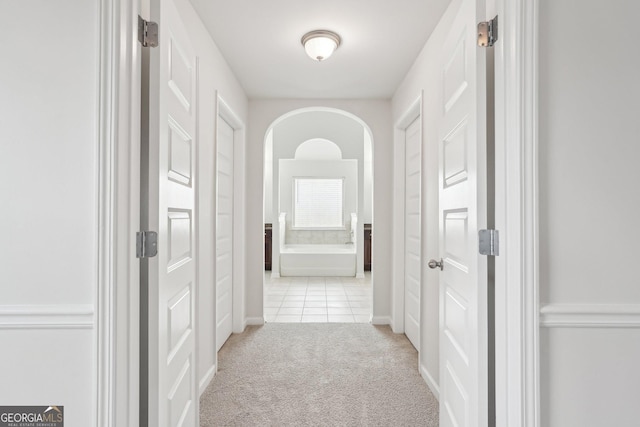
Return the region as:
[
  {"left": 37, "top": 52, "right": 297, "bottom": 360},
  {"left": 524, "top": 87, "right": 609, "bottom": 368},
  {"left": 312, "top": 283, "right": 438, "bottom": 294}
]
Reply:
[{"left": 301, "top": 30, "right": 341, "bottom": 62}]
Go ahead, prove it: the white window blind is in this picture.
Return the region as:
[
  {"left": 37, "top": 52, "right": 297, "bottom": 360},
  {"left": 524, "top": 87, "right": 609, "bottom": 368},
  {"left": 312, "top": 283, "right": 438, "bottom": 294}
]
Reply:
[{"left": 294, "top": 178, "right": 343, "bottom": 228}]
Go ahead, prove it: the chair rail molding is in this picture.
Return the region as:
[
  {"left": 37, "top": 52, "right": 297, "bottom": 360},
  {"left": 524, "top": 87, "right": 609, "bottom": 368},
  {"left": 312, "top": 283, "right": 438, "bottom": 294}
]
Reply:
[
  {"left": 540, "top": 304, "right": 640, "bottom": 328},
  {"left": 0, "top": 305, "right": 95, "bottom": 329}
]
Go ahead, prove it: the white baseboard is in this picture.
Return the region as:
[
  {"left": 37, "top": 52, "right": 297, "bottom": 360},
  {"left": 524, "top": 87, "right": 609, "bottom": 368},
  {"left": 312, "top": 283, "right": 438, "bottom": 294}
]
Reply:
[
  {"left": 390, "top": 315, "right": 404, "bottom": 334},
  {"left": 233, "top": 324, "right": 245, "bottom": 334},
  {"left": 0, "top": 304, "right": 94, "bottom": 329},
  {"left": 420, "top": 363, "right": 440, "bottom": 400},
  {"left": 198, "top": 364, "right": 216, "bottom": 396},
  {"left": 245, "top": 317, "right": 265, "bottom": 326},
  {"left": 356, "top": 272, "right": 365, "bottom": 279},
  {"left": 371, "top": 316, "right": 391, "bottom": 325},
  {"left": 540, "top": 304, "right": 640, "bottom": 328}
]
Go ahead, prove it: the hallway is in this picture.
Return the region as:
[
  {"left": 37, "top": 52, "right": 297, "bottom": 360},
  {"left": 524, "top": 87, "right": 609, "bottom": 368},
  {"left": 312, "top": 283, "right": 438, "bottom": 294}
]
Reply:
[
  {"left": 263, "top": 273, "right": 372, "bottom": 323},
  {"left": 7, "top": 0, "right": 639, "bottom": 424},
  {"left": 200, "top": 323, "right": 438, "bottom": 426}
]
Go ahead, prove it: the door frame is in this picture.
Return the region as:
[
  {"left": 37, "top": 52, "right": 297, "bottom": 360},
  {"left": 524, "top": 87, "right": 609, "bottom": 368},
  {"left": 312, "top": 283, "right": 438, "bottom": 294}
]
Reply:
[
  {"left": 392, "top": 93, "right": 423, "bottom": 334},
  {"left": 97, "top": 0, "right": 141, "bottom": 425},
  {"left": 492, "top": 0, "right": 540, "bottom": 425},
  {"left": 216, "top": 95, "right": 247, "bottom": 334},
  {"left": 100, "top": 0, "right": 540, "bottom": 425}
]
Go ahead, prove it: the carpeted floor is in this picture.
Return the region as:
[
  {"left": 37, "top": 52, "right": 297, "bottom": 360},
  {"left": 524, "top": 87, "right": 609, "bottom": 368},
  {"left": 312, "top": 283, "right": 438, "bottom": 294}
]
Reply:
[{"left": 199, "top": 323, "right": 439, "bottom": 426}]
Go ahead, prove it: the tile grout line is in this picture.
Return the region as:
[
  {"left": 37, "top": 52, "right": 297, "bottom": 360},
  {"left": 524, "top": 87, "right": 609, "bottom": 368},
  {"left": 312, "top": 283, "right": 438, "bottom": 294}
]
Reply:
[{"left": 265, "top": 275, "right": 371, "bottom": 324}]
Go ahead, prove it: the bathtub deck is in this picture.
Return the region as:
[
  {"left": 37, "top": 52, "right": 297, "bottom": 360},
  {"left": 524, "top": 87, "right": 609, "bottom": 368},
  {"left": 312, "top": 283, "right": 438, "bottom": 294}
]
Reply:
[
  {"left": 280, "top": 243, "right": 356, "bottom": 254},
  {"left": 280, "top": 244, "right": 356, "bottom": 277}
]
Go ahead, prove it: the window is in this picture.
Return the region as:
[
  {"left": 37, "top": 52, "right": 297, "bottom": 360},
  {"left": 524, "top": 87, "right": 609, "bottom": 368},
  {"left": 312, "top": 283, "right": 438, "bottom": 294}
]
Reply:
[{"left": 293, "top": 178, "right": 344, "bottom": 228}]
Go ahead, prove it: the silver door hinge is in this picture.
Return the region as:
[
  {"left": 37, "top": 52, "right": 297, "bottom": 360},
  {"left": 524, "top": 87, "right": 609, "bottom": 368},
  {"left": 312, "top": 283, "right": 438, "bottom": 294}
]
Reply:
[
  {"left": 477, "top": 15, "right": 498, "bottom": 47},
  {"left": 138, "top": 15, "right": 158, "bottom": 48},
  {"left": 136, "top": 231, "right": 158, "bottom": 258},
  {"left": 479, "top": 229, "right": 499, "bottom": 256}
]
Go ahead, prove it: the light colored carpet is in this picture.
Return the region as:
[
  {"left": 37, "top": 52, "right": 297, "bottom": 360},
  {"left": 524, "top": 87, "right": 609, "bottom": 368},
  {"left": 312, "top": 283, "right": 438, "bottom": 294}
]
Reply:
[{"left": 199, "top": 323, "right": 439, "bottom": 426}]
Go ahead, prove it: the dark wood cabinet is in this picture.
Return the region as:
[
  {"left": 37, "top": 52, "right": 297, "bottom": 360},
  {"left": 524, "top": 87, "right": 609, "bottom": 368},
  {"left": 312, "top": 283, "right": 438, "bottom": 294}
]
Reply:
[
  {"left": 364, "top": 223, "right": 372, "bottom": 271},
  {"left": 265, "top": 223, "right": 272, "bottom": 270}
]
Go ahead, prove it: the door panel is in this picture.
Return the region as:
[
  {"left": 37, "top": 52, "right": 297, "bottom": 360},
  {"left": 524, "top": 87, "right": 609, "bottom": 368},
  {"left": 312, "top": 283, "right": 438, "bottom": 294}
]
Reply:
[
  {"left": 404, "top": 116, "right": 421, "bottom": 350},
  {"left": 216, "top": 117, "right": 234, "bottom": 352},
  {"left": 146, "top": 0, "right": 198, "bottom": 425},
  {"left": 438, "top": 0, "right": 487, "bottom": 426}
]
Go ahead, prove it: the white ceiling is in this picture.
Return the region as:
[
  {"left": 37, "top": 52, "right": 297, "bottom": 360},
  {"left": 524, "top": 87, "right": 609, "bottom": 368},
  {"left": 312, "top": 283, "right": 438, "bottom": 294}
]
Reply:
[{"left": 188, "top": 0, "right": 452, "bottom": 99}]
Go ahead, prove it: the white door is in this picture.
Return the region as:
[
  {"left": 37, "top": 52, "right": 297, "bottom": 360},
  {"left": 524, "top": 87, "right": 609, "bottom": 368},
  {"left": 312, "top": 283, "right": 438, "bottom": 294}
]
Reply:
[
  {"left": 437, "top": 0, "right": 487, "bottom": 425},
  {"left": 404, "top": 116, "right": 421, "bottom": 350},
  {"left": 216, "top": 116, "right": 234, "bottom": 352},
  {"left": 145, "top": 0, "right": 199, "bottom": 425}
]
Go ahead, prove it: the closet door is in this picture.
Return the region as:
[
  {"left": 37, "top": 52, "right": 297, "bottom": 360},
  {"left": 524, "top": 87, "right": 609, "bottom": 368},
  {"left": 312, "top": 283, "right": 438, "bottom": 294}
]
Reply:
[
  {"left": 404, "top": 116, "right": 422, "bottom": 351},
  {"left": 216, "top": 116, "right": 234, "bottom": 352}
]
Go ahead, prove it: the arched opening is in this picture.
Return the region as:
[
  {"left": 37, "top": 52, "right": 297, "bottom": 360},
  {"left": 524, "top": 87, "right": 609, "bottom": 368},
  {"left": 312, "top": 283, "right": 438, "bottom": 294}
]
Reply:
[
  {"left": 294, "top": 138, "right": 342, "bottom": 160},
  {"left": 263, "top": 107, "right": 374, "bottom": 323}
]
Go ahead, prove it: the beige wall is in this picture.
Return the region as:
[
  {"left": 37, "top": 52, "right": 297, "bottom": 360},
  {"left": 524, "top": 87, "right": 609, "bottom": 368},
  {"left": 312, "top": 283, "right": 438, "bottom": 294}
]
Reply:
[
  {"left": 0, "top": 1, "right": 100, "bottom": 424},
  {"left": 538, "top": 1, "right": 640, "bottom": 425}
]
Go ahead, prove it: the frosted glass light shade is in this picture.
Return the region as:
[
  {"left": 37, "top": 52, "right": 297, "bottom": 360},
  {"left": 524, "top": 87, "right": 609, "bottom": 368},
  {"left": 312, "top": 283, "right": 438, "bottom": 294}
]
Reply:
[{"left": 301, "top": 30, "right": 341, "bottom": 62}]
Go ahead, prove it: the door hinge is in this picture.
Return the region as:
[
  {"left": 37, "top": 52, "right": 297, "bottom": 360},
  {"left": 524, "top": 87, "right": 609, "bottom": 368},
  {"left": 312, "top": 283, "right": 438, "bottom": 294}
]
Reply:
[
  {"left": 136, "top": 231, "right": 158, "bottom": 258},
  {"left": 479, "top": 229, "right": 499, "bottom": 256},
  {"left": 138, "top": 15, "right": 158, "bottom": 48},
  {"left": 477, "top": 15, "right": 498, "bottom": 47}
]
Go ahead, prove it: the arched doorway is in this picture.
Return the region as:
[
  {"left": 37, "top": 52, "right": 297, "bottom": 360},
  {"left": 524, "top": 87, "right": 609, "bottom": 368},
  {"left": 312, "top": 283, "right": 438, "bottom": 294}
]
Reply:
[{"left": 262, "top": 107, "right": 374, "bottom": 323}]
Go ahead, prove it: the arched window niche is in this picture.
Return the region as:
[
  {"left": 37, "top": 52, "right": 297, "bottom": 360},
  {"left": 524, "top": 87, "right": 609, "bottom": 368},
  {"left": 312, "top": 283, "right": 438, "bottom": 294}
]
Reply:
[
  {"left": 294, "top": 138, "right": 342, "bottom": 160},
  {"left": 263, "top": 107, "right": 373, "bottom": 280}
]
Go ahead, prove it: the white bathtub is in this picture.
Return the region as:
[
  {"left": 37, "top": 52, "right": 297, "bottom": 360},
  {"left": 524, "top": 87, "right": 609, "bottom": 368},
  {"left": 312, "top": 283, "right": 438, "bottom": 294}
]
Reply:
[{"left": 280, "top": 244, "right": 356, "bottom": 277}]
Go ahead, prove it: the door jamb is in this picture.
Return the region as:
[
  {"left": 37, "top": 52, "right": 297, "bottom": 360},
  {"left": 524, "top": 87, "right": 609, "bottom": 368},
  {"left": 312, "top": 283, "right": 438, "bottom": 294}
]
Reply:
[
  {"left": 392, "top": 94, "right": 423, "bottom": 334},
  {"left": 217, "top": 96, "right": 247, "bottom": 334},
  {"left": 97, "top": 0, "right": 141, "bottom": 426},
  {"left": 493, "top": 0, "right": 540, "bottom": 425}
]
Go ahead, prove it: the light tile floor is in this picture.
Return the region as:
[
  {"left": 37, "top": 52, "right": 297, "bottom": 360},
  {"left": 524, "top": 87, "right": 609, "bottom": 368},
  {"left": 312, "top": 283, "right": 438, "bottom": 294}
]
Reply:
[{"left": 264, "top": 272, "right": 372, "bottom": 323}]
